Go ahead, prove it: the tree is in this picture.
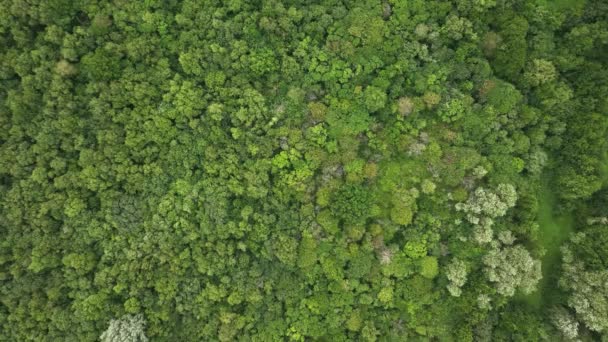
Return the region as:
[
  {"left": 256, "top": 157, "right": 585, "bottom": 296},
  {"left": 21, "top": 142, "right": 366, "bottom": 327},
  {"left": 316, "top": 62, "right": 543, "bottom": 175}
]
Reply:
[
  {"left": 555, "top": 112, "right": 608, "bottom": 201},
  {"left": 446, "top": 258, "right": 468, "bottom": 297},
  {"left": 100, "top": 315, "right": 148, "bottom": 342},
  {"left": 420, "top": 256, "right": 439, "bottom": 279},
  {"left": 455, "top": 184, "right": 517, "bottom": 226},
  {"left": 524, "top": 59, "right": 557, "bottom": 87},
  {"left": 421, "top": 179, "right": 436, "bottom": 194},
  {"left": 397, "top": 97, "right": 414, "bottom": 116},
  {"left": 390, "top": 188, "right": 419, "bottom": 226},
  {"left": 483, "top": 245, "right": 542, "bottom": 297},
  {"left": 363, "top": 86, "right": 387, "bottom": 112},
  {"left": 492, "top": 13, "right": 529, "bottom": 82},
  {"left": 297, "top": 232, "right": 318, "bottom": 269},
  {"left": 560, "top": 227, "right": 608, "bottom": 333},
  {"left": 329, "top": 184, "right": 373, "bottom": 225},
  {"left": 80, "top": 47, "right": 121, "bottom": 81},
  {"left": 551, "top": 307, "right": 579, "bottom": 340},
  {"left": 437, "top": 93, "right": 472, "bottom": 123},
  {"left": 481, "top": 79, "right": 522, "bottom": 114}
]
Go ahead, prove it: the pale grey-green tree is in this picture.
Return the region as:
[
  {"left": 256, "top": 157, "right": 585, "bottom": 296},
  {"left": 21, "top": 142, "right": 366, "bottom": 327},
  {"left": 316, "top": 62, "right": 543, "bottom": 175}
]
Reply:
[
  {"left": 455, "top": 184, "right": 517, "bottom": 225},
  {"left": 560, "top": 240, "right": 608, "bottom": 333},
  {"left": 551, "top": 307, "right": 579, "bottom": 340},
  {"left": 446, "top": 258, "right": 468, "bottom": 297},
  {"left": 483, "top": 245, "right": 541, "bottom": 297},
  {"left": 100, "top": 314, "right": 148, "bottom": 342}
]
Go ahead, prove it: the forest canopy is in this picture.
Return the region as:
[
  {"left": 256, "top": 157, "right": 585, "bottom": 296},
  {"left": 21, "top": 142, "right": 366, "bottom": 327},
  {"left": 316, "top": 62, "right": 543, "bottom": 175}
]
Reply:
[{"left": 0, "top": 0, "right": 607, "bottom": 341}]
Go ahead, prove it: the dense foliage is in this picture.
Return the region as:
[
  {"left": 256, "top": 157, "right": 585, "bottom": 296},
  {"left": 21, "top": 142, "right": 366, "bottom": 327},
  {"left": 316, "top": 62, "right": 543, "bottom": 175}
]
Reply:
[{"left": 0, "top": 0, "right": 607, "bottom": 341}]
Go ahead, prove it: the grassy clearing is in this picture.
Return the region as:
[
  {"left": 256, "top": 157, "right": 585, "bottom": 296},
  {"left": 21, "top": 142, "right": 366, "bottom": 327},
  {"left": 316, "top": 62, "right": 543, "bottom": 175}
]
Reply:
[
  {"left": 601, "top": 153, "right": 608, "bottom": 186},
  {"left": 520, "top": 176, "right": 574, "bottom": 309}
]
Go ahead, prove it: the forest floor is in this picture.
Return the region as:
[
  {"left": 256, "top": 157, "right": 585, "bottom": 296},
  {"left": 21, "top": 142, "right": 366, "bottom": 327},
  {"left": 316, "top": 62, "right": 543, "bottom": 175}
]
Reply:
[{"left": 520, "top": 175, "right": 574, "bottom": 309}]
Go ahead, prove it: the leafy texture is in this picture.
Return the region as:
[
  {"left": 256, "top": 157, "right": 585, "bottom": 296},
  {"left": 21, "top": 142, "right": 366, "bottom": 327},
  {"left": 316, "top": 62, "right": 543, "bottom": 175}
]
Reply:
[{"left": 0, "top": 0, "right": 607, "bottom": 340}]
